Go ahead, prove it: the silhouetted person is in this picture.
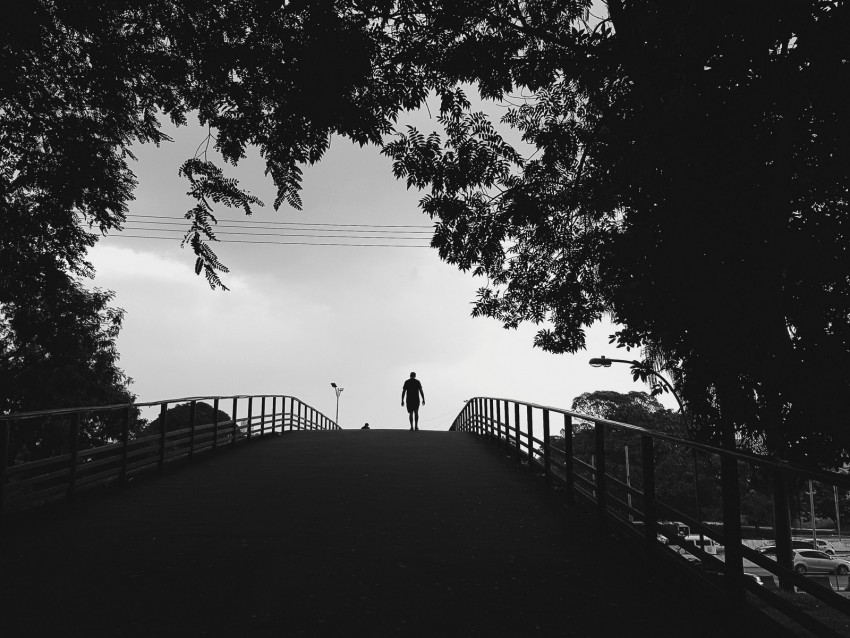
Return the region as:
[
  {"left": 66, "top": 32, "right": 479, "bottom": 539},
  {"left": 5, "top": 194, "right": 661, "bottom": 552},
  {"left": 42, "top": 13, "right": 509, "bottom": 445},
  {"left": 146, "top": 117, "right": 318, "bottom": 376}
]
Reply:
[
  {"left": 361, "top": 422, "right": 370, "bottom": 429},
  {"left": 401, "top": 372, "right": 425, "bottom": 430}
]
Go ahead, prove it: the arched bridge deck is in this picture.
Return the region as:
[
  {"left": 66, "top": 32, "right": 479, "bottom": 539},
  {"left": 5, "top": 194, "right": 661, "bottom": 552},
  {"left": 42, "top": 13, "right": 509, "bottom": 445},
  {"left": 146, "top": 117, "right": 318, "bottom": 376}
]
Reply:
[{"left": 1, "top": 430, "right": 767, "bottom": 637}]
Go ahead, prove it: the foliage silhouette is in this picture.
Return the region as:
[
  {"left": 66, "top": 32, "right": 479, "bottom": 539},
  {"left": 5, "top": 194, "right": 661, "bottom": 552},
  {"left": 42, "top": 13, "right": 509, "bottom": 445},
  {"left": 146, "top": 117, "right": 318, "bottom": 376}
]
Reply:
[
  {"left": 141, "top": 401, "right": 233, "bottom": 437},
  {"left": 4, "top": 2, "right": 850, "bottom": 466}
]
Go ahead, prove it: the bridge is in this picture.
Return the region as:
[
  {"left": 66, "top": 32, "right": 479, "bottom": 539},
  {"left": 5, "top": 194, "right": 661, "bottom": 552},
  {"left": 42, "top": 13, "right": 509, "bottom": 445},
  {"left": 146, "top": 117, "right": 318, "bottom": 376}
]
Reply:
[{"left": 1, "top": 395, "right": 849, "bottom": 636}]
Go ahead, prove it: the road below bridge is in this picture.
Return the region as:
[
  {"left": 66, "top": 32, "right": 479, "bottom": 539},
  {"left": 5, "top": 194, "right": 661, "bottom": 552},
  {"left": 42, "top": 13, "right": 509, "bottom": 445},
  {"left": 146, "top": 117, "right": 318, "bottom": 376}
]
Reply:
[{"left": 2, "top": 430, "right": 774, "bottom": 636}]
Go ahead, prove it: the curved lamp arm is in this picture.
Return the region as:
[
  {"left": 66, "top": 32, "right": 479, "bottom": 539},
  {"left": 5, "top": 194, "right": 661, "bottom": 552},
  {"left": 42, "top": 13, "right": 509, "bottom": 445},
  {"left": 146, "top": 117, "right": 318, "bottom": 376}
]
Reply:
[{"left": 588, "top": 356, "right": 691, "bottom": 430}]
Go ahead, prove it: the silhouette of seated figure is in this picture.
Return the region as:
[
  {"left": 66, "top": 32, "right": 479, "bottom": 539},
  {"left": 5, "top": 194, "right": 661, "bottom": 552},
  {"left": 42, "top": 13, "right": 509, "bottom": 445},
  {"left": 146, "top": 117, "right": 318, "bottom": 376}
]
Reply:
[{"left": 361, "top": 423, "right": 370, "bottom": 429}]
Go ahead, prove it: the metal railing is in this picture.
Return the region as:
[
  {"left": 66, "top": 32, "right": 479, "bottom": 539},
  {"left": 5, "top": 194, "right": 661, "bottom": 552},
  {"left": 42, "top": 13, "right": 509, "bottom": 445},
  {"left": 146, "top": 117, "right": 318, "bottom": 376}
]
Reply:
[
  {"left": 0, "top": 394, "right": 338, "bottom": 520},
  {"left": 452, "top": 397, "right": 850, "bottom": 638}
]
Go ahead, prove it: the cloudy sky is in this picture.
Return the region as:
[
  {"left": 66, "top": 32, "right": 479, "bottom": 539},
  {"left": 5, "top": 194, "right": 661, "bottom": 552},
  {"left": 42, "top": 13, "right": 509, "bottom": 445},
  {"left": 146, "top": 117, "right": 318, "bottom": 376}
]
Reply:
[{"left": 87, "top": 101, "right": 670, "bottom": 430}]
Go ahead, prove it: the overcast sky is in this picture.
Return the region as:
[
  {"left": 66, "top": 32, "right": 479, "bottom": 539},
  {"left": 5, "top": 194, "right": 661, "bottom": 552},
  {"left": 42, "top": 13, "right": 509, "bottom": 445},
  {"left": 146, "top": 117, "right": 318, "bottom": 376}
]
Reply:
[{"left": 87, "top": 100, "right": 672, "bottom": 430}]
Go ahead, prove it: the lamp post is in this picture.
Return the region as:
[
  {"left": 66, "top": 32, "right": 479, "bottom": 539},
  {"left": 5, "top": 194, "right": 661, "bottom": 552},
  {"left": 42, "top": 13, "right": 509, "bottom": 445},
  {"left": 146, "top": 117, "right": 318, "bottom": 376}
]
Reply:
[
  {"left": 588, "top": 356, "right": 690, "bottom": 429},
  {"left": 589, "top": 355, "right": 702, "bottom": 538},
  {"left": 330, "top": 382, "right": 344, "bottom": 425}
]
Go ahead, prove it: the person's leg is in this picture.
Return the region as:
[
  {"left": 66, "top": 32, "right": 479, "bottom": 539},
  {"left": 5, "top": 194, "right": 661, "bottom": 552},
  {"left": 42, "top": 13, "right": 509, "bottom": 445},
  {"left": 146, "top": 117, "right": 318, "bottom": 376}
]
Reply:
[
  {"left": 413, "top": 407, "right": 419, "bottom": 429},
  {"left": 408, "top": 408, "right": 414, "bottom": 429}
]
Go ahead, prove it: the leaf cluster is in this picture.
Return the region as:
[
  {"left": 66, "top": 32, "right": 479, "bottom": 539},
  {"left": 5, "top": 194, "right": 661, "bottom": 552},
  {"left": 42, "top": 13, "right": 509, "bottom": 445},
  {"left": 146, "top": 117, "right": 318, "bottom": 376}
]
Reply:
[{"left": 378, "top": 2, "right": 850, "bottom": 467}]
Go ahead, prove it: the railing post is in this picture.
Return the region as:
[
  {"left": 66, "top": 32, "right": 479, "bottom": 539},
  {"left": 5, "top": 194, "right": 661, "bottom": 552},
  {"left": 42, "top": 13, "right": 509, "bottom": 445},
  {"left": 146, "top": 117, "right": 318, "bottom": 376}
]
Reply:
[
  {"left": 246, "top": 397, "right": 254, "bottom": 441},
  {"left": 527, "top": 405, "right": 534, "bottom": 472},
  {"left": 543, "top": 409, "right": 551, "bottom": 484},
  {"left": 158, "top": 402, "right": 168, "bottom": 469},
  {"left": 475, "top": 399, "right": 487, "bottom": 437},
  {"left": 641, "top": 434, "right": 657, "bottom": 555},
  {"left": 231, "top": 397, "right": 238, "bottom": 446},
  {"left": 514, "top": 403, "right": 521, "bottom": 461},
  {"left": 502, "top": 400, "right": 509, "bottom": 446},
  {"left": 119, "top": 406, "right": 131, "bottom": 484},
  {"left": 260, "top": 396, "right": 267, "bottom": 437},
  {"left": 188, "top": 400, "right": 197, "bottom": 459},
  {"left": 495, "top": 399, "right": 502, "bottom": 446},
  {"left": 594, "top": 422, "right": 607, "bottom": 529},
  {"left": 67, "top": 412, "right": 81, "bottom": 498},
  {"left": 212, "top": 398, "right": 220, "bottom": 450},
  {"left": 563, "top": 414, "right": 574, "bottom": 505},
  {"left": 477, "top": 399, "right": 483, "bottom": 436},
  {"left": 1, "top": 417, "right": 10, "bottom": 522},
  {"left": 487, "top": 399, "right": 494, "bottom": 440},
  {"left": 271, "top": 397, "right": 277, "bottom": 435},
  {"left": 720, "top": 453, "right": 744, "bottom": 601},
  {"left": 772, "top": 468, "right": 794, "bottom": 591},
  {"left": 289, "top": 398, "right": 295, "bottom": 431}
]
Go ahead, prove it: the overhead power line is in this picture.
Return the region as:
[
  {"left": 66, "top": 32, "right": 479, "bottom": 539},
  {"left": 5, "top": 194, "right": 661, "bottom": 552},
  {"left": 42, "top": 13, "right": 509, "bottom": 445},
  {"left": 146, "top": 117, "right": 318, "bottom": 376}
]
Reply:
[
  {"left": 112, "top": 234, "right": 431, "bottom": 248},
  {"left": 122, "top": 226, "right": 428, "bottom": 240},
  {"left": 125, "top": 213, "right": 433, "bottom": 230},
  {"left": 110, "top": 214, "right": 435, "bottom": 247}
]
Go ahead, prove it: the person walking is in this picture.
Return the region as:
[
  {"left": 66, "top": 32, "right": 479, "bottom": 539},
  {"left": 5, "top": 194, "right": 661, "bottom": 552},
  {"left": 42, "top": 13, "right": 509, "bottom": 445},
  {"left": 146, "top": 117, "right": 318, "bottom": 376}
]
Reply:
[{"left": 401, "top": 372, "right": 425, "bottom": 430}]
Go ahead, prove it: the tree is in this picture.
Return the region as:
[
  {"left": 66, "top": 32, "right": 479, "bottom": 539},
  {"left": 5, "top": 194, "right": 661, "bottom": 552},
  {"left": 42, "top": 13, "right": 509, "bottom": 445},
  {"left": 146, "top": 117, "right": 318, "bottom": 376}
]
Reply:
[
  {"left": 1, "top": 0, "right": 427, "bottom": 424},
  {"left": 2, "top": 0, "right": 432, "bottom": 289},
  {"left": 5, "top": 1, "right": 850, "bottom": 467},
  {"left": 0, "top": 265, "right": 141, "bottom": 461},
  {"left": 563, "top": 390, "right": 719, "bottom": 520},
  {"left": 141, "top": 401, "right": 233, "bottom": 437},
  {"left": 381, "top": 2, "right": 850, "bottom": 467}
]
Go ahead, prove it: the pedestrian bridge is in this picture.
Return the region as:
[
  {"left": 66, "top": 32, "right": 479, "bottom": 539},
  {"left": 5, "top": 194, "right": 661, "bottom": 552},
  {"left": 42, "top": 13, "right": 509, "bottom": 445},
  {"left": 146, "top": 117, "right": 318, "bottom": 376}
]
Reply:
[{"left": 1, "top": 395, "right": 848, "bottom": 637}]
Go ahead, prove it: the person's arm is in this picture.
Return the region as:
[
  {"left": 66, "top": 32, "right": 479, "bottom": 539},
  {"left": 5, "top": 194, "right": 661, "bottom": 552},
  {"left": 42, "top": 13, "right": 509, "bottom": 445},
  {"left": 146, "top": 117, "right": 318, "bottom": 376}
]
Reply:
[
  {"left": 419, "top": 385, "right": 425, "bottom": 404},
  {"left": 401, "top": 386, "right": 406, "bottom": 406}
]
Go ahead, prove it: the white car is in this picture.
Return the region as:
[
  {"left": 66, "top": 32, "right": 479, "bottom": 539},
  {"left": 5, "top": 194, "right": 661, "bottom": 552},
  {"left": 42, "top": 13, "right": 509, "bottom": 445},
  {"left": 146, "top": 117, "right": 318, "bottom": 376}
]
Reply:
[
  {"left": 683, "top": 534, "right": 722, "bottom": 555},
  {"left": 793, "top": 538, "right": 837, "bottom": 555},
  {"left": 792, "top": 549, "right": 850, "bottom": 575}
]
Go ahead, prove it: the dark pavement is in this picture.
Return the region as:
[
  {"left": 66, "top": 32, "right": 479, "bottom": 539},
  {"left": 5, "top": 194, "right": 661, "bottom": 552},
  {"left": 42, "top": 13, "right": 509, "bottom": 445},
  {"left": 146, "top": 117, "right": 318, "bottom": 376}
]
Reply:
[{"left": 2, "top": 431, "right": 769, "bottom": 637}]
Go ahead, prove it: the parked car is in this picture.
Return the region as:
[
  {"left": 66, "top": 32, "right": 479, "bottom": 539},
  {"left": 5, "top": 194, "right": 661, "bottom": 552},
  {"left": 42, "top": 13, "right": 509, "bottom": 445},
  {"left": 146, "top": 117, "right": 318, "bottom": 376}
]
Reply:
[
  {"left": 794, "top": 538, "right": 837, "bottom": 555},
  {"left": 744, "top": 573, "right": 765, "bottom": 586},
  {"left": 792, "top": 550, "right": 850, "bottom": 575},
  {"left": 758, "top": 540, "right": 837, "bottom": 556},
  {"left": 683, "top": 534, "right": 722, "bottom": 555},
  {"left": 706, "top": 572, "right": 764, "bottom": 586}
]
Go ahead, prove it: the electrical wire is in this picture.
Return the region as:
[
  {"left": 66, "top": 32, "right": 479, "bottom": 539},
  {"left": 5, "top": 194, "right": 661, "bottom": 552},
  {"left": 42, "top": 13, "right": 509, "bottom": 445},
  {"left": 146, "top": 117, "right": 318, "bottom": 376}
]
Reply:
[
  {"left": 112, "top": 234, "right": 431, "bottom": 248},
  {"left": 104, "top": 214, "right": 436, "bottom": 247},
  {"left": 121, "top": 226, "right": 429, "bottom": 240},
  {"left": 126, "top": 213, "right": 433, "bottom": 230},
  {"left": 125, "top": 221, "right": 433, "bottom": 234}
]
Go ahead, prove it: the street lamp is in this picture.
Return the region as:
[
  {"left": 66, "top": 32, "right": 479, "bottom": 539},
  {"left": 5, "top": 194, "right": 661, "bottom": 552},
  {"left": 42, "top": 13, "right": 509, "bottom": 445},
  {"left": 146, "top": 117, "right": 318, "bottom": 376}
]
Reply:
[
  {"left": 588, "top": 356, "right": 689, "bottom": 428},
  {"left": 589, "top": 355, "right": 702, "bottom": 536},
  {"left": 330, "top": 382, "right": 344, "bottom": 425}
]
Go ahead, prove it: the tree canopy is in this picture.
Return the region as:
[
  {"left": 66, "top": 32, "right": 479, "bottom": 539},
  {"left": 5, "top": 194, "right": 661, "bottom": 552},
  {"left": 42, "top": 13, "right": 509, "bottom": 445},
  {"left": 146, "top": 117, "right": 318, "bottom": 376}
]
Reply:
[
  {"left": 4, "top": 1, "right": 850, "bottom": 466},
  {"left": 141, "top": 401, "right": 233, "bottom": 436},
  {"left": 382, "top": 1, "right": 850, "bottom": 466}
]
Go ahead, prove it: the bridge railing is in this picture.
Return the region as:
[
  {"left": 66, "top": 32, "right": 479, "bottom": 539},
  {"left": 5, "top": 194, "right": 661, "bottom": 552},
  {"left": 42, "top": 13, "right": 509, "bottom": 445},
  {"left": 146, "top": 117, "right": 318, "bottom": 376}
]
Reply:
[
  {"left": 453, "top": 397, "right": 850, "bottom": 638},
  {"left": 0, "top": 394, "right": 337, "bottom": 520}
]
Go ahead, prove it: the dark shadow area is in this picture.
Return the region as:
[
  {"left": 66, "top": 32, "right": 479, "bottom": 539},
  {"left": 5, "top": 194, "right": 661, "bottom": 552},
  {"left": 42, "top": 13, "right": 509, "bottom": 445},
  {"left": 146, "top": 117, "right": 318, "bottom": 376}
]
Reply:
[{"left": 1, "top": 431, "right": 788, "bottom": 637}]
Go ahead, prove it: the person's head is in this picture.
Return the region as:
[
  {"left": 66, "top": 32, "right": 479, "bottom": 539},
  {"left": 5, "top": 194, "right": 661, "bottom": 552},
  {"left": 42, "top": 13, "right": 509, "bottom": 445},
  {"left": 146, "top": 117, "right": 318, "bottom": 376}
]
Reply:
[{"left": 410, "top": 372, "right": 416, "bottom": 378}]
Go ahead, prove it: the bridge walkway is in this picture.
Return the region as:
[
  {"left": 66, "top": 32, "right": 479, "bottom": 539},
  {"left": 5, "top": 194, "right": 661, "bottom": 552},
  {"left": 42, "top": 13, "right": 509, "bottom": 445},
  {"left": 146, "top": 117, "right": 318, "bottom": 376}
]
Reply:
[{"left": 1, "top": 431, "right": 766, "bottom": 636}]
